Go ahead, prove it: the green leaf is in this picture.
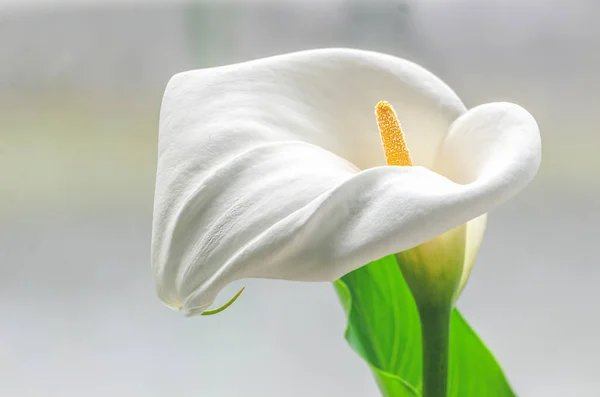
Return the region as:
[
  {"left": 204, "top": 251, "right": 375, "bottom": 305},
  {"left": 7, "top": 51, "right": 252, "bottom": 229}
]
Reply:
[
  {"left": 448, "top": 312, "right": 516, "bottom": 397},
  {"left": 334, "top": 255, "right": 516, "bottom": 397}
]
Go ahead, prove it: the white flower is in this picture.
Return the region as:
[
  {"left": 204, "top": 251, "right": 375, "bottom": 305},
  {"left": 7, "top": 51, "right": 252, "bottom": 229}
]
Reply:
[{"left": 151, "top": 48, "right": 541, "bottom": 316}]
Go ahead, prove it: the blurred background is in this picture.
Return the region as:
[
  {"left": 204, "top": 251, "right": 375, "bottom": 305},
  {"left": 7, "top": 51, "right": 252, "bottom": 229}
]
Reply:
[{"left": 1, "top": 0, "right": 598, "bottom": 396}]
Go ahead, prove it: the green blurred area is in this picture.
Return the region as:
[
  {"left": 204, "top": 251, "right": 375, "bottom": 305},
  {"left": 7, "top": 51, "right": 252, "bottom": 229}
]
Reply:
[{"left": 0, "top": 97, "right": 157, "bottom": 212}]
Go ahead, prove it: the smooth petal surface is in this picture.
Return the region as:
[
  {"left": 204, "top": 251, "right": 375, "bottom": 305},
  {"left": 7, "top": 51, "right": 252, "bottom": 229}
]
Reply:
[{"left": 151, "top": 49, "right": 541, "bottom": 315}]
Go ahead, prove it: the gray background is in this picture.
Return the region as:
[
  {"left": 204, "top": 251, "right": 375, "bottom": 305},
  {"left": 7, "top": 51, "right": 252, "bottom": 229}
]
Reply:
[{"left": 1, "top": 1, "right": 598, "bottom": 396}]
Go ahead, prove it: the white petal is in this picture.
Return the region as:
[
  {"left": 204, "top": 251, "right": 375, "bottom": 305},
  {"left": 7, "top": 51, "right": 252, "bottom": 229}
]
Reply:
[
  {"left": 152, "top": 49, "right": 541, "bottom": 316},
  {"left": 157, "top": 48, "right": 465, "bottom": 171}
]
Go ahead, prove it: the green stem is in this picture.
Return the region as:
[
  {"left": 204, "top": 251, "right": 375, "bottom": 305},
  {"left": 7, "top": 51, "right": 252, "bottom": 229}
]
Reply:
[{"left": 418, "top": 304, "right": 451, "bottom": 397}]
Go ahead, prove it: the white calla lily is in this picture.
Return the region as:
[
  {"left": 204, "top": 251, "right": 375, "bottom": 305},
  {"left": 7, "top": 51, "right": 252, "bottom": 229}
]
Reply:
[{"left": 151, "top": 48, "right": 541, "bottom": 316}]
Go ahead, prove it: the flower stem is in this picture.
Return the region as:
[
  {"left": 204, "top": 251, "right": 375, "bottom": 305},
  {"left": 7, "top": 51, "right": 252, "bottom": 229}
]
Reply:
[{"left": 418, "top": 304, "right": 451, "bottom": 397}]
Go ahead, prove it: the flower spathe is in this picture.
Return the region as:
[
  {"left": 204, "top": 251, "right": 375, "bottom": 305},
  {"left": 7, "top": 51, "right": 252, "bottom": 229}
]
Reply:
[
  {"left": 374, "top": 100, "right": 472, "bottom": 307},
  {"left": 151, "top": 48, "right": 541, "bottom": 316}
]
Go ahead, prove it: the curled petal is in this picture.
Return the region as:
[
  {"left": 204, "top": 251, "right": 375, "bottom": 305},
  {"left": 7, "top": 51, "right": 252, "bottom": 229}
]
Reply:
[
  {"left": 434, "top": 102, "right": 542, "bottom": 188},
  {"left": 151, "top": 50, "right": 541, "bottom": 316}
]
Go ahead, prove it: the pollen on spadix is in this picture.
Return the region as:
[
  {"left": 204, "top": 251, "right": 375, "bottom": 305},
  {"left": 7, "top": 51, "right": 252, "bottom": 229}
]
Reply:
[{"left": 375, "top": 101, "right": 413, "bottom": 166}]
